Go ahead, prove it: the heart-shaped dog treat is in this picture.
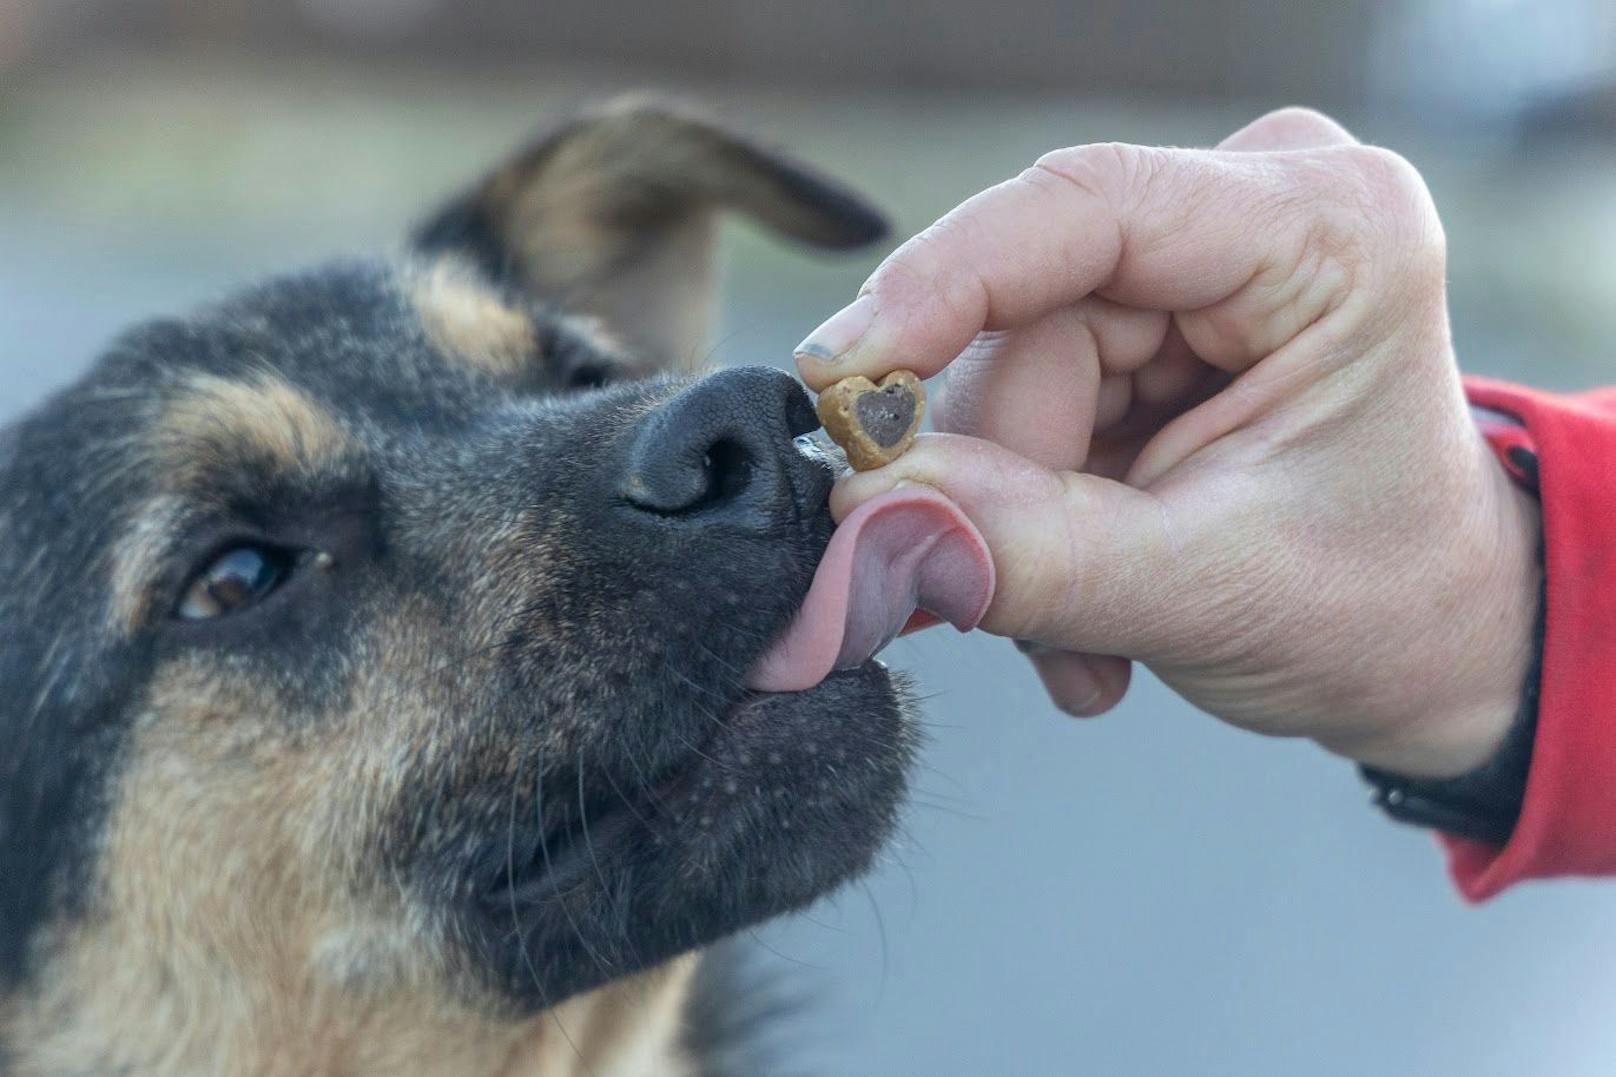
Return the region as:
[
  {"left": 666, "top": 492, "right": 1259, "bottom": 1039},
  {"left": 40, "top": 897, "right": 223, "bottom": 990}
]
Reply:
[{"left": 815, "top": 370, "right": 925, "bottom": 471}]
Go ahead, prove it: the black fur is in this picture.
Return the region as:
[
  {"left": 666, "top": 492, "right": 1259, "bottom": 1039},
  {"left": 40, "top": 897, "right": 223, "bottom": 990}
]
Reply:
[
  {"left": 0, "top": 366, "right": 165, "bottom": 987},
  {"left": 0, "top": 102, "right": 901, "bottom": 1070}
]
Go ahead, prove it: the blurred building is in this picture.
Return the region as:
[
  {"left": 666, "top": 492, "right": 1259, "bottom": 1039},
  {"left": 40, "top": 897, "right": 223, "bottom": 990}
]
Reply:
[
  {"left": 8, "top": 1, "right": 1374, "bottom": 102},
  {"left": 2, "top": 0, "right": 1609, "bottom": 130}
]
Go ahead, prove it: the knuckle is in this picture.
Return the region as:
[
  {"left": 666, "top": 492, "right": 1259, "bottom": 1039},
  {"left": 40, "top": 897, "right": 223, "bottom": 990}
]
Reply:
[
  {"left": 1343, "top": 145, "right": 1446, "bottom": 283},
  {"left": 1345, "top": 146, "right": 1432, "bottom": 217},
  {"left": 1292, "top": 145, "right": 1445, "bottom": 291},
  {"left": 1029, "top": 141, "right": 1161, "bottom": 212},
  {"left": 1253, "top": 105, "right": 1349, "bottom": 142}
]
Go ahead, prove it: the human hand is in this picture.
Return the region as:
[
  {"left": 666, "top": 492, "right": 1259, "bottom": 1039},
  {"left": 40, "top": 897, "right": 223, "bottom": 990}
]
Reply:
[{"left": 795, "top": 108, "right": 1541, "bottom": 778}]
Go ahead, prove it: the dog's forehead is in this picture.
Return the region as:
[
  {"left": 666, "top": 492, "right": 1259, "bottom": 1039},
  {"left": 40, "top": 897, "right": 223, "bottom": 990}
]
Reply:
[
  {"left": 114, "top": 257, "right": 548, "bottom": 423},
  {"left": 0, "top": 256, "right": 594, "bottom": 597}
]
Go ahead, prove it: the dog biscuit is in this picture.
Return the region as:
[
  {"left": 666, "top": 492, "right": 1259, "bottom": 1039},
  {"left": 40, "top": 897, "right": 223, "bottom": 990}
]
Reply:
[{"left": 814, "top": 370, "right": 925, "bottom": 471}]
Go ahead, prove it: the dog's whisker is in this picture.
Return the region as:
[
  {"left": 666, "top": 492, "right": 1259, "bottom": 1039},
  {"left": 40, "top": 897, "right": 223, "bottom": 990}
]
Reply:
[
  {"left": 913, "top": 761, "right": 971, "bottom": 798},
  {"left": 907, "top": 785, "right": 980, "bottom": 812},
  {"left": 531, "top": 749, "right": 615, "bottom": 984},
  {"left": 664, "top": 658, "right": 740, "bottom": 711},
  {"left": 617, "top": 738, "right": 674, "bottom": 817},
  {"left": 878, "top": 838, "right": 926, "bottom": 923},
  {"left": 504, "top": 754, "right": 592, "bottom": 1074},
  {"left": 668, "top": 721, "right": 726, "bottom": 770},
  {"left": 599, "top": 758, "right": 657, "bottom": 835},
  {"left": 577, "top": 747, "right": 644, "bottom": 973},
  {"left": 907, "top": 797, "right": 989, "bottom": 823},
  {"left": 691, "top": 639, "right": 755, "bottom": 682},
  {"left": 743, "top": 928, "right": 831, "bottom": 973},
  {"left": 793, "top": 908, "right": 855, "bottom": 936},
  {"left": 859, "top": 879, "right": 891, "bottom": 1008}
]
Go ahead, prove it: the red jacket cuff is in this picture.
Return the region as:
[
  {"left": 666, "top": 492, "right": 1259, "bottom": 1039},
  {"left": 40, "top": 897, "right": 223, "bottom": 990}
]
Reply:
[{"left": 1444, "top": 376, "right": 1616, "bottom": 899}]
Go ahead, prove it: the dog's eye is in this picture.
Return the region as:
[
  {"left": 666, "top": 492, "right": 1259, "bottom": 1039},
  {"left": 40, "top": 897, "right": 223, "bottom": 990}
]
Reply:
[{"left": 176, "top": 545, "right": 295, "bottom": 621}]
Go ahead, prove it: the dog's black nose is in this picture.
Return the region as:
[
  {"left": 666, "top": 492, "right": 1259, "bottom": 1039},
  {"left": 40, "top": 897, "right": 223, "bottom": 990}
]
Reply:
[{"left": 619, "top": 366, "right": 820, "bottom": 520}]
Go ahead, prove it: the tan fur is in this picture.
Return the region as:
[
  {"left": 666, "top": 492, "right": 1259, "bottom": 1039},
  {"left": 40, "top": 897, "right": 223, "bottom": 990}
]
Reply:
[
  {"left": 529, "top": 957, "right": 698, "bottom": 1077},
  {"left": 108, "top": 493, "right": 191, "bottom": 633},
  {"left": 158, "top": 372, "right": 356, "bottom": 483},
  {"left": 554, "top": 311, "right": 664, "bottom": 382},
  {"left": 410, "top": 259, "right": 540, "bottom": 379},
  {"left": 2, "top": 628, "right": 699, "bottom": 1076}
]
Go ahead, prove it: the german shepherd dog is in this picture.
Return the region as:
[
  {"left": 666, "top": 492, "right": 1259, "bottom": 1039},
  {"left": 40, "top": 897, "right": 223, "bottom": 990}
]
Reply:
[{"left": 0, "top": 100, "right": 912, "bottom": 1074}]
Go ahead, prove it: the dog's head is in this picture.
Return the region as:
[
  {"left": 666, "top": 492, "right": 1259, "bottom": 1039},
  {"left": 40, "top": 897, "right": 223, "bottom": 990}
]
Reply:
[{"left": 0, "top": 101, "right": 909, "bottom": 1070}]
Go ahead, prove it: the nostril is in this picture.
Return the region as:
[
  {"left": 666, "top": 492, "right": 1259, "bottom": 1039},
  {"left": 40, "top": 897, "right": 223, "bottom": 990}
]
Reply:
[
  {"left": 702, "top": 440, "right": 754, "bottom": 507},
  {"left": 617, "top": 366, "right": 818, "bottom": 519},
  {"left": 620, "top": 435, "right": 759, "bottom": 518}
]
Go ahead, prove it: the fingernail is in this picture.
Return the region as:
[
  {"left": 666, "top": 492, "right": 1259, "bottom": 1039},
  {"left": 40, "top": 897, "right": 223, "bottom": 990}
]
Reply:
[{"left": 794, "top": 294, "right": 876, "bottom": 363}]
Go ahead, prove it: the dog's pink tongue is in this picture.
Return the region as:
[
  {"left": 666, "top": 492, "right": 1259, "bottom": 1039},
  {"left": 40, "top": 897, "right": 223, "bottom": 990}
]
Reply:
[{"left": 747, "top": 487, "right": 996, "bottom": 692}]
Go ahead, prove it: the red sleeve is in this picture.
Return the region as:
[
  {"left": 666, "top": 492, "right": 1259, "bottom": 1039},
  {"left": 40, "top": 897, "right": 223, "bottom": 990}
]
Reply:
[{"left": 1444, "top": 376, "right": 1616, "bottom": 899}]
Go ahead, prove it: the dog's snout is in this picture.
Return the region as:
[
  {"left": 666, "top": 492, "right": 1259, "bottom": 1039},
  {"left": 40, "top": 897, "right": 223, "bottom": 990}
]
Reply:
[{"left": 619, "top": 366, "right": 820, "bottom": 520}]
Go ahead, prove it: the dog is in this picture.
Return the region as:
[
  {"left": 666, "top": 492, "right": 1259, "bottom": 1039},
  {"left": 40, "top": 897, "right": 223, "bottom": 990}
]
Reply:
[{"left": 0, "top": 98, "right": 916, "bottom": 1075}]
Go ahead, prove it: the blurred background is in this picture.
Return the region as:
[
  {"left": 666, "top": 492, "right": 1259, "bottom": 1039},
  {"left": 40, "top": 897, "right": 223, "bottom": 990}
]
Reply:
[{"left": 3, "top": 1, "right": 1614, "bottom": 1073}]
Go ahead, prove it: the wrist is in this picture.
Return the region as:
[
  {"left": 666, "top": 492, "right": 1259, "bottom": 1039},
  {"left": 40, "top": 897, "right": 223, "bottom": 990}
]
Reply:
[
  {"left": 1338, "top": 441, "right": 1542, "bottom": 778},
  {"left": 1354, "top": 429, "right": 1543, "bottom": 845}
]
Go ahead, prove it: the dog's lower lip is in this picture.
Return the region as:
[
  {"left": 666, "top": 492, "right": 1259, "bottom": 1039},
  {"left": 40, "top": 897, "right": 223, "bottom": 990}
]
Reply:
[
  {"left": 474, "top": 682, "right": 779, "bottom": 909},
  {"left": 478, "top": 759, "right": 697, "bottom": 909},
  {"left": 474, "top": 663, "right": 889, "bottom": 909}
]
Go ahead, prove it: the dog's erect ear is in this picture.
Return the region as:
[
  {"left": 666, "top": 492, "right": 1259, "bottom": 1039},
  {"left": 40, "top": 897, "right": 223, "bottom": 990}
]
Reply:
[{"left": 412, "top": 98, "right": 889, "bottom": 369}]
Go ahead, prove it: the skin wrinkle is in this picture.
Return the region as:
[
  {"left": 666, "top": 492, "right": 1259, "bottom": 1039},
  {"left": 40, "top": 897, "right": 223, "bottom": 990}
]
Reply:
[
  {"left": 1027, "top": 149, "right": 1130, "bottom": 294},
  {"left": 870, "top": 215, "right": 989, "bottom": 340}
]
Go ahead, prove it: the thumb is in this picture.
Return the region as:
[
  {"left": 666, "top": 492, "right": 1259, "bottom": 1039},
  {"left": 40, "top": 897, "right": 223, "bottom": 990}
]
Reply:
[{"left": 829, "top": 433, "right": 1191, "bottom": 657}]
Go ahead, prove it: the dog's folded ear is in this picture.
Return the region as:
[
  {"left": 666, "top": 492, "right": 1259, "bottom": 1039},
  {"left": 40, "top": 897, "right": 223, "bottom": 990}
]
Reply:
[{"left": 412, "top": 97, "right": 889, "bottom": 369}]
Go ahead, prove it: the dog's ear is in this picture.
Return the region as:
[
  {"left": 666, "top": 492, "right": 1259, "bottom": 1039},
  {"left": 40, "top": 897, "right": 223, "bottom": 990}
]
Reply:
[{"left": 412, "top": 98, "right": 889, "bottom": 369}]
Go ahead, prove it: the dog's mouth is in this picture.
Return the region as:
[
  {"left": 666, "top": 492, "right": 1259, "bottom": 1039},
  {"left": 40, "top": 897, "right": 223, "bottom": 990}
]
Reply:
[
  {"left": 464, "top": 658, "right": 917, "bottom": 1007},
  {"left": 463, "top": 482, "right": 990, "bottom": 1000},
  {"left": 476, "top": 485, "right": 993, "bottom": 909},
  {"left": 745, "top": 485, "right": 995, "bottom": 692}
]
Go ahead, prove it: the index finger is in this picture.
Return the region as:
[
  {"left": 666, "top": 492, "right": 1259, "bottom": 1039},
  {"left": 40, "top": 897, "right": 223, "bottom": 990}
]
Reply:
[{"left": 793, "top": 138, "right": 1417, "bottom": 392}]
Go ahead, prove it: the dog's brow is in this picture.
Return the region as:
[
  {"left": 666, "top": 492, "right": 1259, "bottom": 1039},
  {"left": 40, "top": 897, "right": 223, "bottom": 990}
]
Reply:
[
  {"left": 408, "top": 258, "right": 540, "bottom": 379},
  {"left": 105, "top": 375, "right": 359, "bottom": 634},
  {"left": 156, "top": 373, "right": 356, "bottom": 481}
]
